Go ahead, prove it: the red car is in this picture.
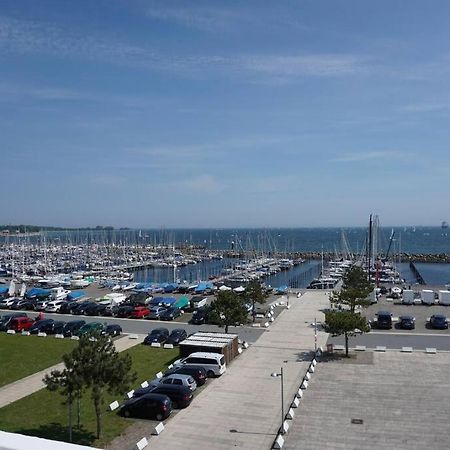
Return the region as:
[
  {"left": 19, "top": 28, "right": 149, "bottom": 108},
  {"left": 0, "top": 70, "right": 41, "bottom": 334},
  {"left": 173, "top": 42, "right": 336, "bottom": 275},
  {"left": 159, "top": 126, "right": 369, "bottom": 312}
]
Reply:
[
  {"left": 131, "top": 306, "right": 150, "bottom": 319},
  {"left": 9, "top": 317, "right": 35, "bottom": 331}
]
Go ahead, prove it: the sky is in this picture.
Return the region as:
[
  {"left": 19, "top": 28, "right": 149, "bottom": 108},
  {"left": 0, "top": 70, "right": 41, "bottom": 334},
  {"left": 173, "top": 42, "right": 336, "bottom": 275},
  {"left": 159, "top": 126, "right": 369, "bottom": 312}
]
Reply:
[{"left": 1, "top": 0, "right": 450, "bottom": 228}]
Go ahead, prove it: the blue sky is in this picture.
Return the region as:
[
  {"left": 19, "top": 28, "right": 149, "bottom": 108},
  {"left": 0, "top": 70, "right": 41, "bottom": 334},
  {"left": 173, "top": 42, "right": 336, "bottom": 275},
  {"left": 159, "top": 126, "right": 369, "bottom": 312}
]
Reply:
[{"left": 1, "top": 0, "right": 450, "bottom": 228}]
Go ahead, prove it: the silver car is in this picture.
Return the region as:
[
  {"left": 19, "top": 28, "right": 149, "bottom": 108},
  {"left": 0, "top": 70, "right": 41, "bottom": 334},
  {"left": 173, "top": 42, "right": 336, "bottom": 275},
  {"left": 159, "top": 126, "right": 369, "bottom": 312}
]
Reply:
[{"left": 159, "top": 373, "right": 197, "bottom": 392}]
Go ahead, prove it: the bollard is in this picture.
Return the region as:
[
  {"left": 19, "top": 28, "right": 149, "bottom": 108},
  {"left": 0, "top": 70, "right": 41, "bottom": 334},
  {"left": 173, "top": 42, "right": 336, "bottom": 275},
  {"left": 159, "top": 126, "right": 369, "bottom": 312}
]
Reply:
[
  {"left": 163, "top": 343, "right": 174, "bottom": 349},
  {"left": 305, "top": 372, "right": 311, "bottom": 381},
  {"left": 301, "top": 380, "right": 308, "bottom": 389},
  {"left": 282, "top": 420, "right": 289, "bottom": 433},
  {"left": 55, "top": 334, "right": 64, "bottom": 339},
  {"left": 291, "top": 397, "right": 300, "bottom": 408},
  {"left": 6, "top": 329, "right": 15, "bottom": 335},
  {"left": 127, "top": 390, "right": 135, "bottom": 399},
  {"left": 152, "top": 422, "right": 165, "bottom": 435},
  {"left": 70, "top": 335, "right": 79, "bottom": 340},
  {"left": 135, "top": 437, "right": 148, "bottom": 450},
  {"left": 156, "top": 372, "right": 163, "bottom": 379},
  {"left": 151, "top": 342, "right": 161, "bottom": 348},
  {"left": 273, "top": 434, "right": 285, "bottom": 449},
  {"left": 109, "top": 400, "right": 119, "bottom": 411},
  {"left": 296, "top": 388, "right": 303, "bottom": 398},
  {"left": 286, "top": 408, "right": 295, "bottom": 419},
  {"left": 38, "top": 332, "right": 47, "bottom": 337},
  {"left": 141, "top": 381, "right": 149, "bottom": 388}
]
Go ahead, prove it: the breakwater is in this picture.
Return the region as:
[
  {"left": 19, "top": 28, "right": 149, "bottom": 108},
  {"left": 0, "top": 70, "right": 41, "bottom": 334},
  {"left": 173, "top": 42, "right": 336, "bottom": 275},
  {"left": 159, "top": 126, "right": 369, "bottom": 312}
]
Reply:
[{"left": 221, "top": 251, "right": 450, "bottom": 263}]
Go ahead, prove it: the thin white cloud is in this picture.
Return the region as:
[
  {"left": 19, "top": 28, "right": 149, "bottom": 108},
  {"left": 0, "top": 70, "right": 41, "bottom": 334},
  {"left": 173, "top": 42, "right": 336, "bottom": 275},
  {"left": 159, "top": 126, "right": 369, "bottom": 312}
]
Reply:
[
  {"left": 330, "top": 151, "right": 402, "bottom": 163},
  {"left": 0, "top": 15, "right": 369, "bottom": 82}
]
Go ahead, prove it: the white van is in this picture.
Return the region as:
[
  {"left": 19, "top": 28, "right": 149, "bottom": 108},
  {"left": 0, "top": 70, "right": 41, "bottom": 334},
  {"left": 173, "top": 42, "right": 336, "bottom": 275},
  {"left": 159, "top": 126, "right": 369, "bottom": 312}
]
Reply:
[{"left": 174, "top": 352, "right": 226, "bottom": 377}]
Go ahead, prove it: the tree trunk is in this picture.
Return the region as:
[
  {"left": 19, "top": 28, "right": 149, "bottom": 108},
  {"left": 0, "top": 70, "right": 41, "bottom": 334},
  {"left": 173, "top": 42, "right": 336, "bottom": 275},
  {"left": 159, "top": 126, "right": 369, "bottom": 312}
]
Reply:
[
  {"left": 225, "top": 323, "right": 229, "bottom": 333},
  {"left": 94, "top": 394, "right": 102, "bottom": 439},
  {"left": 252, "top": 300, "right": 256, "bottom": 323},
  {"left": 77, "top": 392, "right": 81, "bottom": 428},
  {"left": 345, "top": 332, "right": 349, "bottom": 357},
  {"left": 68, "top": 399, "right": 73, "bottom": 442}
]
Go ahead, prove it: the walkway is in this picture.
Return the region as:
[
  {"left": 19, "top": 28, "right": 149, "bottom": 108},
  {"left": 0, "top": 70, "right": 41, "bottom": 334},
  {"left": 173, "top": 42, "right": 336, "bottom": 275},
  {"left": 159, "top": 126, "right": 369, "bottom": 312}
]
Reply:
[
  {"left": 0, "top": 334, "right": 144, "bottom": 409},
  {"left": 118, "top": 291, "right": 330, "bottom": 450}
]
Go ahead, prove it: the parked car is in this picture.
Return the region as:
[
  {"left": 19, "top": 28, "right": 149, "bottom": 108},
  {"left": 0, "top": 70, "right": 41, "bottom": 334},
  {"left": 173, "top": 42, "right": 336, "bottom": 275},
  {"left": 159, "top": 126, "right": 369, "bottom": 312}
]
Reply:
[
  {"left": 120, "top": 393, "right": 172, "bottom": 420},
  {"left": 58, "top": 301, "right": 80, "bottom": 315},
  {"left": 163, "top": 365, "right": 207, "bottom": 386},
  {"left": 0, "top": 312, "right": 27, "bottom": 331},
  {"left": 376, "top": 311, "right": 392, "bottom": 329},
  {"left": 133, "top": 384, "right": 193, "bottom": 409},
  {"left": 9, "top": 316, "right": 35, "bottom": 331},
  {"left": 10, "top": 299, "right": 37, "bottom": 310},
  {"left": 190, "top": 306, "right": 210, "bottom": 325},
  {"left": 76, "top": 322, "right": 105, "bottom": 336},
  {"left": 143, "top": 328, "right": 169, "bottom": 345},
  {"left": 29, "top": 319, "right": 55, "bottom": 334},
  {"left": 52, "top": 321, "right": 66, "bottom": 334},
  {"left": 116, "top": 304, "right": 134, "bottom": 318},
  {"left": 71, "top": 301, "right": 97, "bottom": 315},
  {"left": 190, "top": 296, "right": 208, "bottom": 309},
  {"left": 148, "top": 384, "right": 194, "bottom": 409},
  {"left": 147, "top": 306, "right": 167, "bottom": 320},
  {"left": 105, "top": 324, "right": 122, "bottom": 337},
  {"left": 173, "top": 352, "right": 226, "bottom": 377},
  {"left": 84, "top": 303, "right": 108, "bottom": 316},
  {"left": 429, "top": 314, "right": 449, "bottom": 329},
  {"left": 398, "top": 315, "right": 415, "bottom": 330},
  {"left": 131, "top": 306, "right": 150, "bottom": 319},
  {"left": 159, "top": 306, "right": 181, "bottom": 321},
  {"left": 45, "top": 300, "right": 65, "bottom": 313},
  {"left": 0, "top": 298, "right": 18, "bottom": 309},
  {"left": 62, "top": 320, "right": 86, "bottom": 337},
  {"left": 166, "top": 328, "right": 187, "bottom": 346},
  {"left": 159, "top": 373, "right": 197, "bottom": 392},
  {"left": 34, "top": 300, "right": 50, "bottom": 311}
]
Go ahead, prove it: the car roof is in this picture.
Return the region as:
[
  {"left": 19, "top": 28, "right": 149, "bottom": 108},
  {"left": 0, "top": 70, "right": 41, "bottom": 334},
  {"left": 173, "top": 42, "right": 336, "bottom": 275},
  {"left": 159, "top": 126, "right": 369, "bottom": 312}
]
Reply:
[
  {"left": 185, "top": 352, "right": 223, "bottom": 358},
  {"left": 151, "top": 328, "right": 169, "bottom": 333},
  {"left": 377, "top": 311, "right": 391, "bottom": 315},
  {"left": 432, "top": 314, "right": 447, "bottom": 319},
  {"left": 400, "top": 315, "right": 414, "bottom": 320},
  {"left": 170, "top": 328, "right": 186, "bottom": 334},
  {"left": 164, "top": 373, "right": 193, "bottom": 380}
]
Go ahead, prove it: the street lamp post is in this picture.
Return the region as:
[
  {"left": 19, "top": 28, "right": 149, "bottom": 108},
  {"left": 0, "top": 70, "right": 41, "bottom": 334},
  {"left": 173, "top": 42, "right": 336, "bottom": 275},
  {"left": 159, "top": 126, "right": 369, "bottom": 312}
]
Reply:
[{"left": 271, "top": 367, "right": 284, "bottom": 434}]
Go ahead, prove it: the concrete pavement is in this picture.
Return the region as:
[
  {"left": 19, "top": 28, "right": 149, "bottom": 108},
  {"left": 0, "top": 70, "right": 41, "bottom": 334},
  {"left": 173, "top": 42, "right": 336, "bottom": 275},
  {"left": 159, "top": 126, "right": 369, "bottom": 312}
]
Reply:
[
  {"left": 0, "top": 334, "right": 145, "bottom": 409},
  {"left": 283, "top": 351, "right": 450, "bottom": 449},
  {"left": 109, "top": 291, "right": 330, "bottom": 450}
]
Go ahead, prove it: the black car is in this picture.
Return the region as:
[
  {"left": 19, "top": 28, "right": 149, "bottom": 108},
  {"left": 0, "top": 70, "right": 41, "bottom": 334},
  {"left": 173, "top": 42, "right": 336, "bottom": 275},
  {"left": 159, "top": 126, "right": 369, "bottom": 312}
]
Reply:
[
  {"left": 84, "top": 303, "right": 107, "bottom": 316},
  {"left": 29, "top": 319, "right": 55, "bottom": 334},
  {"left": 59, "top": 301, "right": 80, "bottom": 315},
  {"left": 166, "top": 328, "right": 187, "bottom": 345},
  {"left": 190, "top": 306, "right": 209, "bottom": 325},
  {"left": 116, "top": 305, "right": 134, "bottom": 318},
  {"left": 72, "top": 302, "right": 97, "bottom": 315},
  {"left": 429, "top": 314, "right": 449, "bottom": 329},
  {"left": 398, "top": 315, "right": 415, "bottom": 330},
  {"left": 120, "top": 393, "right": 172, "bottom": 420},
  {"left": 0, "top": 313, "right": 27, "bottom": 331},
  {"left": 163, "top": 365, "right": 207, "bottom": 386},
  {"left": 376, "top": 311, "right": 392, "bottom": 329},
  {"left": 143, "top": 328, "right": 169, "bottom": 345},
  {"left": 62, "top": 320, "right": 86, "bottom": 337},
  {"left": 105, "top": 324, "right": 122, "bottom": 337},
  {"left": 133, "top": 383, "right": 193, "bottom": 409},
  {"left": 159, "top": 307, "right": 181, "bottom": 321}
]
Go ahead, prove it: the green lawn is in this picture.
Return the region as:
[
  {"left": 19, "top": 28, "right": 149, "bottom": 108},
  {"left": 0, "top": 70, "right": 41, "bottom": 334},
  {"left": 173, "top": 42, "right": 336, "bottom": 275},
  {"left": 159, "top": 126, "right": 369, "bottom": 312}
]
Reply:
[
  {"left": 0, "top": 334, "right": 77, "bottom": 387},
  {"left": 0, "top": 345, "right": 179, "bottom": 447}
]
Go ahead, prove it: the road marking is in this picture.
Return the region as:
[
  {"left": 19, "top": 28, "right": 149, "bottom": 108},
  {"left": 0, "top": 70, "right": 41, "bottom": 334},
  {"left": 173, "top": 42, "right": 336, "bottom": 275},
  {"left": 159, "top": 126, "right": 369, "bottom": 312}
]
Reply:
[{"left": 369, "top": 332, "right": 450, "bottom": 337}]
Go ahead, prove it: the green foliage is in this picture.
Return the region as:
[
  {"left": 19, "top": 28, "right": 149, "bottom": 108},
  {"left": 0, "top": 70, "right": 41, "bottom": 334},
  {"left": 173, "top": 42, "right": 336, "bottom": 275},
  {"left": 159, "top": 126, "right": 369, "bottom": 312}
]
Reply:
[
  {"left": 331, "top": 266, "right": 373, "bottom": 313},
  {"left": 209, "top": 290, "right": 249, "bottom": 333},
  {"left": 244, "top": 281, "right": 269, "bottom": 322},
  {"left": 44, "top": 332, "right": 136, "bottom": 439},
  {"left": 323, "top": 310, "right": 370, "bottom": 356}
]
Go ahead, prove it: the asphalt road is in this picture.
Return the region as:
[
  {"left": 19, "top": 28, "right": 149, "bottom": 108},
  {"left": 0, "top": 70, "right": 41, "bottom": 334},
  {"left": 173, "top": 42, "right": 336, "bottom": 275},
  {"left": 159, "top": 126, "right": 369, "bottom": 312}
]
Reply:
[
  {"left": 0, "top": 308, "right": 265, "bottom": 343},
  {"left": 328, "top": 332, "right": 450, "bottom": 350}
]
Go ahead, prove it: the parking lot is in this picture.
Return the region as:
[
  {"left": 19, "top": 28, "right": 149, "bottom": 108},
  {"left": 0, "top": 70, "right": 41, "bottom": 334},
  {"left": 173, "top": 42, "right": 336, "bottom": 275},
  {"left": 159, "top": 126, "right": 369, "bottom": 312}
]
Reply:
[{"left": 364, "top": 295, "right": 450, "bottom": 334}]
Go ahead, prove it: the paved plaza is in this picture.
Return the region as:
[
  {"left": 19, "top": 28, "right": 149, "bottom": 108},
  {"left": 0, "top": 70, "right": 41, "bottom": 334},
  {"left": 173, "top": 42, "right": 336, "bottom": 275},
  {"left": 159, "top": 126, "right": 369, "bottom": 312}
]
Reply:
[{"left": 284, "top": 351, "right": 450, "bottom": 450}]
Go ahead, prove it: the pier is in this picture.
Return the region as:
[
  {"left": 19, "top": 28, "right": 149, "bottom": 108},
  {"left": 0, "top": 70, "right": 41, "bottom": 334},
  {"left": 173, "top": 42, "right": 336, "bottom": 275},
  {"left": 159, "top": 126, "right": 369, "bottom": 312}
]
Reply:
[{"left": 409, "top": 261, "right": 426, "bottom": 285}]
